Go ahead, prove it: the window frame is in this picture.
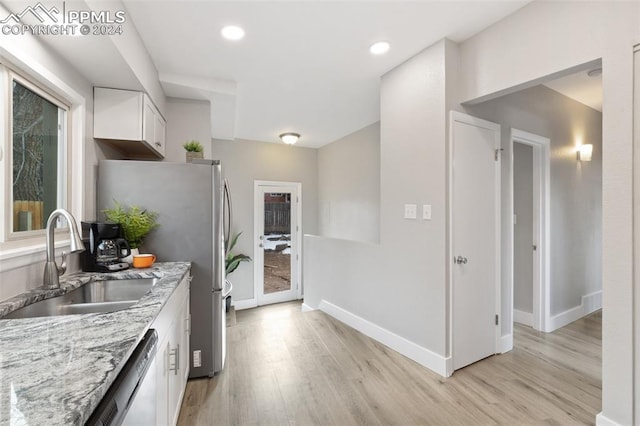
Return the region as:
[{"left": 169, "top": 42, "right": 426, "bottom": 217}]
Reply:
[
  {"left": 7, "top": 69, "right": 71, "bottom": 241},
  {"left": 0, "top": 52, "right": 86, "bottom": 272}
]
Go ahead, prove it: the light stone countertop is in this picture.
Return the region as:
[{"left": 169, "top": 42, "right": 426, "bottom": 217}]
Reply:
[{"left": 0, "top": 261, "right": 191, "bottom": 426}]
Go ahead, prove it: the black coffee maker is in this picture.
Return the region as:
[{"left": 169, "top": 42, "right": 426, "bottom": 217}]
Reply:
[{"left": 81, "top": 222, "right": 131, "bottom": 272}]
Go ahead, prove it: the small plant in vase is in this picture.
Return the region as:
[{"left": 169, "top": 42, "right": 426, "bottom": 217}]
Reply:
[
  {"left": 103, "top": 201, "right": 159, "bottom": 263},
  {"left": 183, "top": 140, "right": 204, "bottom": 163}
]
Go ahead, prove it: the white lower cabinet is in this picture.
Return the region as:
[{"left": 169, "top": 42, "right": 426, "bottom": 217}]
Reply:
[{"left": 151, "top": 275, "right": 190, "bottom": 425}]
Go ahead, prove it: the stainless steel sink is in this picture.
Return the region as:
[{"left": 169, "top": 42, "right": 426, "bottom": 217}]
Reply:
[{"left": 3, "top": 278, "right": 157, "bottom": 319}]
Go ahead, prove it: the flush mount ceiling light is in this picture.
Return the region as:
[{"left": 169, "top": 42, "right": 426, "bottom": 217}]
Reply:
[
  {"left": 280, "top": 132, "right": 300, "bottom": 145},
  {"left": 587, "top": 68, "right": 602, "bottom": 78},
  {"left": 221, "top": 25, "right": 245, "bottom": 41},
  {"left": 369, "top": 41, "right": 390, "bottom": 55}
]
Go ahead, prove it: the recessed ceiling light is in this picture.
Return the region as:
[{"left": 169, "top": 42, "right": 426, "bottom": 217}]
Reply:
[
  {"left": 369, "top": 41, "right": 390, "bottom": 55},
  {"left": 280, "top": 132, "right": 300, "bottom": 145},
  {"left": 221, "top": 25, "right": 245, "bottom": 41}
]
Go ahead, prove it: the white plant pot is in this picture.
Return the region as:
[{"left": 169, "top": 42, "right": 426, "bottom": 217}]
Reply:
[{"left": 122, "top": 247, "right": 139, "bottom": 265}]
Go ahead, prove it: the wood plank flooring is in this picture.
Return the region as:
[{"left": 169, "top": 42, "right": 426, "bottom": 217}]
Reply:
[{"left": 178, "top": 302, "right": 601, "bottom": 425}]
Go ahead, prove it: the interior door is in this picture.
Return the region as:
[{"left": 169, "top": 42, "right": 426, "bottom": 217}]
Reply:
[
  {"left": 255, "top": 181, "right": 301, "bottom": 306},
  {"left": 450, "top": 111, "right": 501, "bottom": 371}
]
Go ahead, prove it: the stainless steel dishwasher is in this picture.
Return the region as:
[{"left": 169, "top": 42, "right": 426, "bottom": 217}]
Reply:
[{"left": 86, "top": 329, "right": 158, "bottom": 425}]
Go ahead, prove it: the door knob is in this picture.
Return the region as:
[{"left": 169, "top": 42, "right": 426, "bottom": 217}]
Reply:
[{"left": 454, "top": 256, "right": 468, "bottom": 265}]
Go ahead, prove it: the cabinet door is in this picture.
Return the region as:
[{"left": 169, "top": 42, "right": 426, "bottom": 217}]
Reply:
[
  {"left": 94, "top": 88, "right": 143, "bottom": 140},
  {"left": 156, "top": 341, "right": 170, "bottom": 426},
  {"left": 153, "top": 114, "right": 166, "bottom": 156},
  {"left": 168, "top": 292, "right": 189, "bottom": 425},
  {"left": 142, "top": 95, "right": 155, "bottom": 144}
]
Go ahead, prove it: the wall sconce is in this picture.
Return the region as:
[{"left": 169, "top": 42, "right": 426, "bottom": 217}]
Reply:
[
  {"left": 578, "top": 144, "right": 593, "bottom": 161},
  {"left": 280, "top": 132, "right": 300, "bottom": 145}
]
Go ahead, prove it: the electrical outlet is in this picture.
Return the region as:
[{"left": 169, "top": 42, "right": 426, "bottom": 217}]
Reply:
[
  {"left": 422, "top": 204, "right": 432, "bottom": 220},
  {"left": 404, "top": 204, "right": 417, "bottom": 219},
  {"left": 193, "top": 350, "right": 202, "bottom": 367}
]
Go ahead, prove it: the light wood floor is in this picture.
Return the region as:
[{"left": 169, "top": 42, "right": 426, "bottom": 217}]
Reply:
[{"left": 178, "top": 302, "right": 601, "bottom": 425}]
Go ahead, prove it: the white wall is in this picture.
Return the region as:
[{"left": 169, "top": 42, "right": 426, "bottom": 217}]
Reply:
[
  {"left": 165, "top": 98, "right": 212, "bottom": 163},
  {"left": 459, "top": 2, "right": 638, "bottom": 423},
  {"left": 211, "top": 138, "right": 318, "bottom": 304},
  {"left": 317, "top": 122, "right": 380, "bottom": 243},
  {"left": 513, "top": 143, "right": 534, "bottom": 316},
  {"left": 0, "top": 3, "right": 116, "bottom": 299}
]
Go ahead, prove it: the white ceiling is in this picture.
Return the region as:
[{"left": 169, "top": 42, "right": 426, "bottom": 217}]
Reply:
[
  {"left": 543, "top": 69, "right": 602, "bottom": 112},
  {"left": 120, "top": 0, "right": 531, "bottom": 147},
  {"left": 8, "top": 1, "right": 603, "bottom": 147}
]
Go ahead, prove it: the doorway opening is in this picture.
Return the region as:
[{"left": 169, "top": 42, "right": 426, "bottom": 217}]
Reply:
[
  {"left": 510, "top": 129, "right": 550, "bottom": 333},
  {"left": 254, "top": 181, "right": 302, "bottom": 306}
]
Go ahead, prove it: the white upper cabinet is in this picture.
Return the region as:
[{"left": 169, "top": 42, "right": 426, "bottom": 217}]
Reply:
[{"left": 94, "top": 87, "right": 166, "bottom": 159}]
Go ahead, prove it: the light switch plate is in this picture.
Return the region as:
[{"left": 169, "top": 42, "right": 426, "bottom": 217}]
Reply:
[
  {"left": 423, "top": 204, "right": 432, "bottom": 220},
  {"left": 404, "top": 204, "right": 417, "bottom": 219}
]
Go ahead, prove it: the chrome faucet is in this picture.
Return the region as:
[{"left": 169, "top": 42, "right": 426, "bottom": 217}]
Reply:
[{"left": 43, "top": 208, "right": 85, "bottom": 289}]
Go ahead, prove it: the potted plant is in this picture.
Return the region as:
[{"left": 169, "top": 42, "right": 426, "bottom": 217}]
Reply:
[
  {"left": 225, "top": 232, "right": 251, "bottom": 312},
  {"left": 183, "top": 140, "right": 204, "bottom": 163},
  {"left": 103, "top": 201, "right": 159, "bottom": 262}
]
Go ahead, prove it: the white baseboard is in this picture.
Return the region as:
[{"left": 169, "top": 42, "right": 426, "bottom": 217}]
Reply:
[
  {"left": 318, "top": 300, "right": 450, "bottom": 378},
  {"left": 582, "top": 290, "right": 602, "bottom": 315},
  {"left": 301, "top": 303, "right": 315, "bottom": 312},
  {"left": 513, "top": 309, "right": 533, "bottom": 327},
  {"left": 546, "top": 290, "right": 602, "bottom": 332},
  {"left": 498, "top": 333, "right": 513, "bottom": 353},
  {"left": 596, "top": 412, "right": 621, "bottom": 426},
  {"left": 232, "top": 298, "right": 257, "bottom": 311}
]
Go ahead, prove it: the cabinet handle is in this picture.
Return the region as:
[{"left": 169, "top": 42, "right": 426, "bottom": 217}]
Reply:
[
  {"left": 155, "top": 142, "right": 162, "bottom": 147},
  {"left": 169, "top": 344, "right": 180, "bottom": 374}
]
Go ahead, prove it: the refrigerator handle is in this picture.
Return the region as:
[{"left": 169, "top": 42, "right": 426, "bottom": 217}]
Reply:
[{"left": 223, "top": 178, "right": 232, "bottom": 254}]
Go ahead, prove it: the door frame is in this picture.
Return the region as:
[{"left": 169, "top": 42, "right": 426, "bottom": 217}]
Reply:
[
  {"left": 253, "top": 180, "right": 303, "bottom": 306},
  {"left": 510, "top": 129, "right": 550, "bottom": 332},
  {"left": 447, "top": 111, "right": 501, "bottom": 374}
]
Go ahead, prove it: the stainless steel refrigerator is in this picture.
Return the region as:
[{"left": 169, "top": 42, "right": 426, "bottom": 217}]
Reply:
[{"left": 97, "top": 159, "right": 231, "bottom": 378}]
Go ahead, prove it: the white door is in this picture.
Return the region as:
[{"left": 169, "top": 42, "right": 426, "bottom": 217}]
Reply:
[
  {"left": 450, "top": 111, "right": 501, "bottom": 371},
  {"left": 254, "top": 181, "right": 302, "bottom": 306}
]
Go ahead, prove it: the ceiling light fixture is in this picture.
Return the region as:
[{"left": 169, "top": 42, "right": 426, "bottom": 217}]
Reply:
[
  {"left": 369, "top": 41, "right": 390, "bottom": 55},
  {"left": 587, "top": 68, "right": 602, "bottom": 78},
  {"left": 280, "top": 132, "right": 300, "bottom": 145},
  {"left": 221, "top": 25, "right": 245, "bottom": 41}
]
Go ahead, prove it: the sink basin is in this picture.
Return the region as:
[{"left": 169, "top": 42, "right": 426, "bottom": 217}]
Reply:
[{"left": 3, "top": 278, "right": 157, "bottom": 319}]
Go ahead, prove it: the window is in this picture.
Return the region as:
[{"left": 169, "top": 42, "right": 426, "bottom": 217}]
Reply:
[{"left": 10, "top": 74, "right": 68, "bottom": 235}]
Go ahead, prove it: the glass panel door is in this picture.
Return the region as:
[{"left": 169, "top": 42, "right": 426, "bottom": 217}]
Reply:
[
  {"left": 262, "top": 192, "right": 291, "bottom": 294},
  {"left": 255, "top": 182, "right": 300, "bottom": 306}
]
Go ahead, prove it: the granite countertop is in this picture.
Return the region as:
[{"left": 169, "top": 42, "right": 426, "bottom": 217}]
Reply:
[{"left": 0, "top": 261, "right": 191, "bottom": 426}]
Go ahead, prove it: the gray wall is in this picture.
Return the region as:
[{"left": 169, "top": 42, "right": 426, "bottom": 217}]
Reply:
[
  {"left": 165, "top": 98, "right": 212, "bottom": 163},
  {"left": 305, "top": 39, "right": 453, "bottom": 359},
  {"left": 211, "top": 138, "right": 318, "bottom": 302},
  {"left": 513, "top": 143, "right": 534, "bottom": 315},
  {"left": 318, "top": 122, "right": 380, "bottom": 243},
  {"left": 466, "top": 85, "right": 603, "bottom": 317}
]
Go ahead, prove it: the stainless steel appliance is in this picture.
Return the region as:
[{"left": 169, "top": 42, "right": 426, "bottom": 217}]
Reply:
[
  {"left": 80, "top": 222, "right": 131, "bottom": 272},
  {"left": 97, "top": 160, "right": 231, "bottom": 377},
  {"left": 86, "top": 329, "right": 158, "bottom": 425}
]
